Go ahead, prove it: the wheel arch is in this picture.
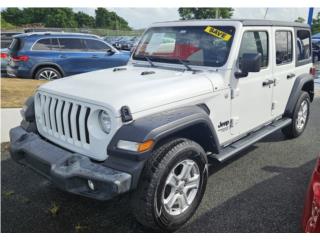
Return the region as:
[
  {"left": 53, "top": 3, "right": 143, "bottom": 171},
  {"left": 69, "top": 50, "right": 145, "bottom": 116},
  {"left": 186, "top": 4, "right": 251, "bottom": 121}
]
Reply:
[
  {"left": 107, "top": 105, "right": 220, "bottom": 161},
  {"left": 284, "top": 73, "right": 314, "bottom": 117},
  {"left": 31, "top": 63, "right": 65, "bottom": 79}
]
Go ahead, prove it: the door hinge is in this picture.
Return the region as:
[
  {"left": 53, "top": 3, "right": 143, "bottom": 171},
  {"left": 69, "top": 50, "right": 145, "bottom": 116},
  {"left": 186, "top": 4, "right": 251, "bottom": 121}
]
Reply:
[
  {"left": 230, "top": 117, "right": 239, "bottom": 128},
  {"left": 231, "top": 88, "right": 240, "bottom": 99}
]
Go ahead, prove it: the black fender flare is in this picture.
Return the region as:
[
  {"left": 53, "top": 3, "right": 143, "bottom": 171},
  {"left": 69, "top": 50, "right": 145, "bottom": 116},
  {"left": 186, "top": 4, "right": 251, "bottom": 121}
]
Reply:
[
  {"left": 105, "top": 105, "right": 220, "bottom": 188},
  {"left": 284, "top": 73, "right": 314, "bottom": 117},
  {"left": 108, "top": 105, "right": 220, "bottom": 159},
  {"left": 31, "top": 62, "right": 65, "bottom": 78}
]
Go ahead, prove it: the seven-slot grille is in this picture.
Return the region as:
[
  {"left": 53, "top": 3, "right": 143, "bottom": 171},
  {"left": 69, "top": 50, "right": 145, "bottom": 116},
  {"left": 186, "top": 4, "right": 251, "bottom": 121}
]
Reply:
[{"left": 35, "top": 92, "right": 91, "bottom": 149}]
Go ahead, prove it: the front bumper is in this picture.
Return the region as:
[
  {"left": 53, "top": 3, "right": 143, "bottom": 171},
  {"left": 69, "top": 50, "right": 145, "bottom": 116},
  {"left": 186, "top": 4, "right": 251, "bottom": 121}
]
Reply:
[{"left": 9, "top": 126, "right": 132, "bottom": 200}]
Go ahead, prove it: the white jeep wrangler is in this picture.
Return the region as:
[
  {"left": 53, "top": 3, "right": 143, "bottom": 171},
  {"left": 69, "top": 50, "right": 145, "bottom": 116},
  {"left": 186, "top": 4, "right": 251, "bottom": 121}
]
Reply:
[{"left": 10, "top": 19, "right": 315, "bottom": 231}]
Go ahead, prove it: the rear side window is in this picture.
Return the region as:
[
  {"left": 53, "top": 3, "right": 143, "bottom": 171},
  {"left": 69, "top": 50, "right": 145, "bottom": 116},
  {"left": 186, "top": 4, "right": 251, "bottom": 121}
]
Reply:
[
  {"left": 275, "top": 31, "right": 293, "bottom": 65},
  {"left": 85, "top": 39, "right": 110, "bottom": 52},
  {"left": 58, "top": 38, "right": 85, "bottom": 51},
  {"left": 51, "top": 38, "right": 60, "bottom": 50},
  {"left": 239, "top": 31, "right": 269, "bottom": 68},
  {"left": 296, "top": 30, "right": 311, "bottom": 61},
  {"left": 8, "top": 38, "right": 23, "bottom": 54},
  {"left": 33, "top": 38, "right": 52, "bottom": 50}
]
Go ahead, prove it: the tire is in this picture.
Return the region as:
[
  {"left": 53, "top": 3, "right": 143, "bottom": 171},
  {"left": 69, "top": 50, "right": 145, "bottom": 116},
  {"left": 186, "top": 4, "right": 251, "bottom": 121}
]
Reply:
[
  {"left": 34, "top": 67, "right": 62, "bottom": 80},
  {"left": 282, "top": 91, "right": 310, "bottom": 138},
  {"left": 131, "top": 138, "right": 208, "bottom": 232}
]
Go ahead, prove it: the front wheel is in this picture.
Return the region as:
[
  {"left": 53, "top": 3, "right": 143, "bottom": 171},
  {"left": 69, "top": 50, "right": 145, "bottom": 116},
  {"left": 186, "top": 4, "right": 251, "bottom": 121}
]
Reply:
[
  {"left": 282, "top": 91, "right": 310, "bottom": 138},
  {"left": 131, "top": 138, "right": 208, "bottom": 232}
]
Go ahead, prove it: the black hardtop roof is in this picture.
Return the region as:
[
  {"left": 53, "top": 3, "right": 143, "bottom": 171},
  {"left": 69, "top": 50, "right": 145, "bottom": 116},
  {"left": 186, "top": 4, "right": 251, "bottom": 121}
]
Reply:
[
  {"left": 154, "top": 19, "right": 310, "bottom": 29},
  {"left": 238, "top": 19, "right": 310, "bottom": 28}
]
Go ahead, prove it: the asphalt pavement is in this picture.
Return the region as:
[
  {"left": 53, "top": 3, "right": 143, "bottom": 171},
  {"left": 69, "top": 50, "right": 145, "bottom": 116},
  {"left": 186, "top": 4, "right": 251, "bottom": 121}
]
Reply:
[{"left": 1, "top": 97, "right": 320, "bottom": 233}]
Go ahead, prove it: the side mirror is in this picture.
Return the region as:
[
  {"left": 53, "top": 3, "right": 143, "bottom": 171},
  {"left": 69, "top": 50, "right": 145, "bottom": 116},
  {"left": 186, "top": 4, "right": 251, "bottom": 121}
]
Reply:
[
  {"left": 235, "top": 53, "right": 261, "bottom": 78},
  {"left": 106, "top": 48, "right": 115, "bottom": 56}
]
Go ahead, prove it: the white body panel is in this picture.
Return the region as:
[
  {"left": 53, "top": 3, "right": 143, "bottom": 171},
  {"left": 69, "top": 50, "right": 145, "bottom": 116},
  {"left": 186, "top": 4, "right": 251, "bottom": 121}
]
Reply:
[{"left": 34, "top": 20, "right": 312, "bottom": 159}]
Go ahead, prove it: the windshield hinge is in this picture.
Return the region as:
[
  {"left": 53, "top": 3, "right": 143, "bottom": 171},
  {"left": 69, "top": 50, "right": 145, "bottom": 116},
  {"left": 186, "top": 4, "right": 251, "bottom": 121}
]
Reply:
[{"left": 231, "top": 88, "right": 240, "bottom": 99}]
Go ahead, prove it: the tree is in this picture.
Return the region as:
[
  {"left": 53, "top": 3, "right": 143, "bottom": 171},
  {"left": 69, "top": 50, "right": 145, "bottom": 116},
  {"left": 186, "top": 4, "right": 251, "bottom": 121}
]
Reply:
[
  {"left": 75, "top": 11, "right": 95, "bottom": 28},
  {"left": 0, "top": 15, "right": 16, "bottom": 29},
  {"left": 22, "top": 8, "right": 52, "bottom": 24},
  {"left": 45, "top": 8, "right": 78, "bottom": 28},
  {"left": 1, "top": 8, "right": 25, "bottom": 26},
  {"left": 1, "top": 7, "right": 132, "bottom": 30},
  {"left": 312, "top": 12, "right": 320, "bottom": 34},
  {"left": 178, "top": 8, "right": 233, "bottom": 20},
  {"left": 295, "top": 17, "right": 305, "bottom": 23},
  {"left": 95, "top": 8, "right": 131, "bottom": 30}
]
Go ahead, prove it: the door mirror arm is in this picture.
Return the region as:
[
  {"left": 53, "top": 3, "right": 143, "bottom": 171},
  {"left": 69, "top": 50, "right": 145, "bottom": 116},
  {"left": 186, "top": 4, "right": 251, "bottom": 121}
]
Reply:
[
  {"left": 234, "top": 71, "right": 248, "bottom": 79},
  {"left": 106, "top": 48, "right": 116, "bottom": 55}
]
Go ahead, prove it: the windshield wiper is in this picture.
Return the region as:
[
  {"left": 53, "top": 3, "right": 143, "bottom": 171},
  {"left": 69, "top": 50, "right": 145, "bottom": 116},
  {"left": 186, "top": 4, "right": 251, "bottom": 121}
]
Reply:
[
  {"left": 177, "top": 58, "right": 193, "bottom": 71},
  {"left": 145, "top": 56, "right": 155, "bottom": 67}
]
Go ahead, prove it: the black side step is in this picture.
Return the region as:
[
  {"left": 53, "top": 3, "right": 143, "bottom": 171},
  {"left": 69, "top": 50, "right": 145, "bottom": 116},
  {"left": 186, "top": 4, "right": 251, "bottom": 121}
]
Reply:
[{"left": 209, "top": 118, "right": 292, "bottom": 162}]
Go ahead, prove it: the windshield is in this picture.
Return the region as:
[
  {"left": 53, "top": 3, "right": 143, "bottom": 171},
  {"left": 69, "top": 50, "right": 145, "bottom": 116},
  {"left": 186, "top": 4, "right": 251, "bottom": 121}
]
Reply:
[{"left": 133, "top": 26, "right": 235, "bottom": 67}]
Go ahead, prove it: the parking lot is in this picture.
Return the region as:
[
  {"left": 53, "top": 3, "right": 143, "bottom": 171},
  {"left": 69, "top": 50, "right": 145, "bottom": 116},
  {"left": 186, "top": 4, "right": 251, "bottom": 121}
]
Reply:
[{"left": 1, "top": 92, "right": 319, "bottom": 232}]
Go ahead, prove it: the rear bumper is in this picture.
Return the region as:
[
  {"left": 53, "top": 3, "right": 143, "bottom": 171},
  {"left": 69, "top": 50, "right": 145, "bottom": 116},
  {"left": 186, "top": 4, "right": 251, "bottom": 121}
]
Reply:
[
  {"left": 6, "top": 65, "right": 32, "bottom": 78},
  {"left": 9, "top": 126, "right": 132, "bottom": 200}
]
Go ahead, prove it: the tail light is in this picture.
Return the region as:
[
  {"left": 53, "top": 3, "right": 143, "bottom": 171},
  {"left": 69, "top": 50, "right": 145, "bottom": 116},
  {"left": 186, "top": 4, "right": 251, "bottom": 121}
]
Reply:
[
  {"left": 12, "top": 55, "right": 29, "bottom": 62},
  {"left": 310, "top": 67, "right": 316, "bottom": 77},
  {"left": 0, "top": 53, "right": 7, "bottom": 59}
]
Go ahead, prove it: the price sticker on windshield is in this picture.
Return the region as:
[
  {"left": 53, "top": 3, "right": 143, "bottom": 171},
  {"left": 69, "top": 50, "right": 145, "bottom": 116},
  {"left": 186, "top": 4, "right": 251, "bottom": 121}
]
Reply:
[{"left": 204, "top": 26, "right": 232, "bottom": 41}]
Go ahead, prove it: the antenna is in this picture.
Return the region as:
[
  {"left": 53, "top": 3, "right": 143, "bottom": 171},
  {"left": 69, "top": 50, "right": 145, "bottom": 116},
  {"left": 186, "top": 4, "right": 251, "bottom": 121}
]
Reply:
[{"left": 264, "top": 8, "right": 269, "bottom": 19}]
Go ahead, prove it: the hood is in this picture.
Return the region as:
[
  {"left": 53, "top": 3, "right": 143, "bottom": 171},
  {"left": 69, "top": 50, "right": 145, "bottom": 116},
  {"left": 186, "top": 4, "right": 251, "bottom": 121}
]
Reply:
[{"left": 39, "top": 66, "right": 215, "bottom": 117}]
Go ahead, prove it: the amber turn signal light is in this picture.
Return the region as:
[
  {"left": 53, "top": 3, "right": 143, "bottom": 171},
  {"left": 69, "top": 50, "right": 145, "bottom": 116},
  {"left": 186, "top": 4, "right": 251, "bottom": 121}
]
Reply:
[{"left": 138, "top": 140, "right": 154, "bottom": 152}]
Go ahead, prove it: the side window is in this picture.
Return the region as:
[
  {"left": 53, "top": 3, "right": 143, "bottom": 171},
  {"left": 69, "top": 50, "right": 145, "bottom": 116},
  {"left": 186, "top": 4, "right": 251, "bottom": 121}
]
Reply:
[
  {"left": 58, "top": 38, "right": 85, "bottom": 51},
  {"left": 296, "top": 30, "right": 311, "bottom": 61},
  {"left": 51, "top": 38, "right": 60, "bottom": 51},
  {"left": 238, "top": 31, "right": 268, "bottom": 68},
  {"left": 275, "top": 31, "right": 293, "bottom": 65},
  {"left": 85, "top": 39, "right": 111, "bottom": 52},
  {"left": 33, "top": 38, "right": 51, "bottom": 50}
]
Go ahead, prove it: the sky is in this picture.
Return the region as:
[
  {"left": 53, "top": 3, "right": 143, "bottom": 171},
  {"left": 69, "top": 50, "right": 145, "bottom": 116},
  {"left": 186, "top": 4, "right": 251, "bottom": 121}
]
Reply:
[{"left": 73, "top": 8, "right": 320, "bottom": 29}]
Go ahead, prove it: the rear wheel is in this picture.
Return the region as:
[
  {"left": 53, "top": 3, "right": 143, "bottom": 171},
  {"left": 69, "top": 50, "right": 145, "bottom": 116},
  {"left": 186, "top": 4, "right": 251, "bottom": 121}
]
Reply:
[
  {"left": 131, "top": 138, "right": 208, "bottom": 232},
  {"left": 35, "top": 67, "right": 61, "bottom": 80},
  {"left": 282, "top": 91, "right": 310, "bottom": 138}
]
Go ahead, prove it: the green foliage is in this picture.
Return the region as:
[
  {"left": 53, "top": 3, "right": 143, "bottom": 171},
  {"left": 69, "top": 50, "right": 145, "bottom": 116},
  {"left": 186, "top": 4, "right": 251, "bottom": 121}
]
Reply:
[
  {"left": 1, "top": 7, "right": 131, "bottom": 30},
  {"left": 45, "top": 8, "right": 78, "bottom": 28},
  {"left": 295, "top": 17, "right": 305, "bottom": 23},
  {"left": 1, "top": 15, "right": 16, "bottom": 29},
  {"left": 312, "top": 12, "right": 320, "bottom": 34},
  {"left": 75, "top": 11, "right": 95, "bottom": 28},
  {"left": 1, "top": 8, "right": 25, "bottom": 26},
  {"left": 178, "top": 8, "right": 233, "bottom": 20},
  {"left": 95, "top": 8, "right": 131, "bottom": 30}
]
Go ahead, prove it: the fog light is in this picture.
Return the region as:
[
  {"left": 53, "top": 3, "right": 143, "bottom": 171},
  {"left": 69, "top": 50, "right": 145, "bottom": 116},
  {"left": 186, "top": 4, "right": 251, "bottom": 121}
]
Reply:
[{"left": 87, "top": 180, "right": 95, "bottom": 191}]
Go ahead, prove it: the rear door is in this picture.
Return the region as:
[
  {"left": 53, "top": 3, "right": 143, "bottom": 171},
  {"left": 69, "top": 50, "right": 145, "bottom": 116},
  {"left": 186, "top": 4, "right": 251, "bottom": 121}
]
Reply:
[
  {"left": 271, "top": 27, "right": 295, "bottom": 117},
  {"left": 57, "top": 38, "right": 91, "bottom": 76},
  {"left": 230, "top": 27, "right": 274, "bottom": 136},
  {"left": 271, "top": 27, "right": 312, "bottom": 117}
]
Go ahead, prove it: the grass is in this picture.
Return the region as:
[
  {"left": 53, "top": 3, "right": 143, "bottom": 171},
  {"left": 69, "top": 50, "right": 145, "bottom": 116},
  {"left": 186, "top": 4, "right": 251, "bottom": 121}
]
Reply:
[{"left": 1, "top": 77, "right": 47, "bottom": 108}]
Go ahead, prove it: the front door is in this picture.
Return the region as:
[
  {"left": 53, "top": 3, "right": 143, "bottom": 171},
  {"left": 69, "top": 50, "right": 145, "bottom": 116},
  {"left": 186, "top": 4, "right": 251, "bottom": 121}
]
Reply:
[{"left": 230, "top": 27, "right": 274, "bottom": 137}]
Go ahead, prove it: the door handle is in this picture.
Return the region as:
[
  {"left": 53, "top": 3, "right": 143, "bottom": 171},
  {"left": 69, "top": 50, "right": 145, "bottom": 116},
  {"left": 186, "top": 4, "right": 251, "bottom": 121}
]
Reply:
[
  {"left": 91, "top": 55, "right": 99, "bottom": 58},
  {"left": 59, "top": 54, "right": 67, "bottom": 58},
  {"left": 262, "top": 79, "right": 274, "bottom": 87},
  {"left": 287, "top": 73, "right": 295, "bottom": 79}
]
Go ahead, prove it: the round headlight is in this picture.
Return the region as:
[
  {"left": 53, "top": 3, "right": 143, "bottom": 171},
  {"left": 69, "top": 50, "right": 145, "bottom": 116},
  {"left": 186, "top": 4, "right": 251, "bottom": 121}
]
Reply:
[{"left": 99, "top": 110, "right": 111, "bottom": 134}]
